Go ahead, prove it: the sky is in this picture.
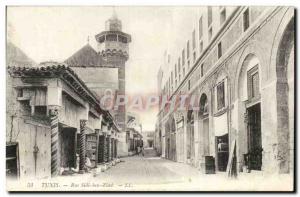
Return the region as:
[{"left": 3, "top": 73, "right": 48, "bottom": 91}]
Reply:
[{"left": 7, "top": 6, "right": 175, "bottom": 131}]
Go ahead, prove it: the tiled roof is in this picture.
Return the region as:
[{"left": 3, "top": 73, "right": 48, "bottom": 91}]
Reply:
[
  {"left": 64, "top": 44, "right": 103, "bottom": 67},
  {"left": 8, "top": 64, "right": 98, "bottom": 103}
]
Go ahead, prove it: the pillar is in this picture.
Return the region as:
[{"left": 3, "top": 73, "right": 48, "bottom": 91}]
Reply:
[
  {"left": 105, "top": 135, "right": 110, "bottom": 162},
  {"left": 115, "top": 139, "right": 118, "bottom": 158},
  {"left": 107, "top": 135, "right": 111, "bottom": 162},
  {"left": 111, "top": 138, "right": 114, "bottom": 159},
  {"left": 103, "top": 133, "right": 108, "bottom": 162},
  {"left": 95, "top": 129, "right": 100, "bottom": 167},
  {"left": 79, "top": 119, "right": 87, "bottom": 174},
  {"left": 49, "top": 106, "right": 60, "bottom": 177}
]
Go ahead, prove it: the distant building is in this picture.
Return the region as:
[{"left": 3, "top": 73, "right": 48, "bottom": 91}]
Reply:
[{"left": 142, "top": 131, "right": 154, "bottom": 148}]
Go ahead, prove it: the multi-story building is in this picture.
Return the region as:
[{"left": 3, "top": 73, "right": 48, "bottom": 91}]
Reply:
[{"left": 155, "top": 6, "right": 294, "bottom": 176}]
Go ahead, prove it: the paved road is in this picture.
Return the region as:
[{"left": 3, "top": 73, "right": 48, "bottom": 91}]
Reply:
[
  {"left": 97, "top": 155, "right": 201, "bottom": 185},
  {"left": 42, "top": 148, "right": 293, "bottom": 191}
]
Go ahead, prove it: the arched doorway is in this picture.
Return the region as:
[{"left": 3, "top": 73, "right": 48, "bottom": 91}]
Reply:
[
  {"left": 175, "top": 114, "right": 184, "bottom": 162},
  {"left": 187, "top": 110, "right": 195, "bottom": 163},
  {"left": 199, "top": 94, "right": 210, "bottom": 157},
  {"left": 238, "top": 54, "right": 263, "bottom": 171},
  {"left": 170, "top": 117, "right": 176, "bottom": 161},
  {"left": 164, "top": 123, "right": 170, "bottom": 159},
  {"left": 275, "top": 17, "right": 294, "bottom": 173}
]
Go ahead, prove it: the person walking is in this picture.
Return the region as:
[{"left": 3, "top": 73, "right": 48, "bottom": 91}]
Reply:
[
  {"left": 141, "top": 146, "right": 144, "bottom": 157},
  {"left": 137, "top": 146, "right": 140, "bottom": 156}
]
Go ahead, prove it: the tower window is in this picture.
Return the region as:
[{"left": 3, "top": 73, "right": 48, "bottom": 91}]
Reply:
[
  {"left": 106, "top": 34, "right": 117, "bottom": 41},
  {"left": 243, "top": 8, "right": 250, "bottom": 31},
  {"left": 193, "top": 51, "right": 196, "bottom": 63},
  {"left": 98, "top": 36, "right": 105, "bottom": 43},
  {"left": 118, "top": 35, "right": 128, "bottom": 43},
  {"left": 188, "top": 80, "right": 191, "bottom": 90},
  {"left": 218, "top": 42, "right": 222, "bottom": 59}
]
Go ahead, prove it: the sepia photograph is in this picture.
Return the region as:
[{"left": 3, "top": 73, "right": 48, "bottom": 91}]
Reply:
[{"left": 5, "top": 4, "right": 295, "bottom": 192}]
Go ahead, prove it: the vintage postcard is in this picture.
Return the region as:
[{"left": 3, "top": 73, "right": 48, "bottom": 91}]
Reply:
[{"left": 6, "top": 5, "right": 295, "bottom": 192}]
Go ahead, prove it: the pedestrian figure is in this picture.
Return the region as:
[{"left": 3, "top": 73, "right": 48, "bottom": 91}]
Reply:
[
  {"left": 141, "top": 146, "right": 144, "bottom": 157},
  {"left": 137, "top": 146, "right": 140, "bottom": 155}
]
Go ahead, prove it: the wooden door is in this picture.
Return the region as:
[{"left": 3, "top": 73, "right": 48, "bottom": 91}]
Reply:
[{"left": 247, "top": 104, "right": 262, "bottom": 170}]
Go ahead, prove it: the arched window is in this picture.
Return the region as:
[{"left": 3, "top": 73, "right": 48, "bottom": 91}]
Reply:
[{"left": 187, "top": 109, "right": 194, "bottom": 123}]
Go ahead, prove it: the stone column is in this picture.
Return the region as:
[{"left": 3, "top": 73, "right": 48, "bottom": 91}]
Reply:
[
  {"left": 115, "top": 139, "right": 118, "bottom": 158},
  {"left": 183, "top": 114, "right": 188, "bottom": 163},
  {"left": 107, "top": 135, "right": 111, "bottom": 161},
  {"left": 49, "top": 106, "right": 60, "bottom": 177},
  {"left": 79, "top": 119, "right": 87, "bottom": 174},
  {"left": 95, "top": 129, "right": 100, "bottom": 167},
  {"left": 103, "top": 133, "right": 108, "bottom": 162}
]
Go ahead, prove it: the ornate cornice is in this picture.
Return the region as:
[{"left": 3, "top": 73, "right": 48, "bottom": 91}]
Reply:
[{"left": 100, "top": 49, "right": 129, "bottom": 60}]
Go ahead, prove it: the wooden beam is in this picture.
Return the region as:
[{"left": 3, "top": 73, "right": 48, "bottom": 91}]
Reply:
[{"left": 61, "top": 82, "right": 86, "bottom": 107}]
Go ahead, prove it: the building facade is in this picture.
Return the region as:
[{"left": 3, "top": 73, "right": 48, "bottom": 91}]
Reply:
[
  {"left": 6, "top": 65, "right": 120, "bottom": 179},
  {"left": 155, "top": 6, "right": 294, "bottom": 175},
  {"left": 6, "top": 14, "right": 132, "bottom": 179},
  {"left": 142, "top": 131, "right": 154, "bottom": 148},
  {"left": 64, "top": 14, "right": 131, "bottom": 157}
]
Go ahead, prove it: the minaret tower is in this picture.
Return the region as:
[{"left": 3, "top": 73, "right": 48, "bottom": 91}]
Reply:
[{"left": 95, "top": 11, "right": 131, "bottom": 132}]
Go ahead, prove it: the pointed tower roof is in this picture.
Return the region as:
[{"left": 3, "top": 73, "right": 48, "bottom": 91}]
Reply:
[
  {"left": 105, "top": 8, "right": 122, "bottom": 31},
  {"left": 64, "top": 44, "right": 103, "bottom": 67},
  {"left": 7, "top": 42, "right": 36, "bottom": 67}
]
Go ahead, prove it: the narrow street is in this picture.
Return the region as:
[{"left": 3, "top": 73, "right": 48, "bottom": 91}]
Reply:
[
  {"left": 7, "top": 148, "right": 293, "bottom": 191},
  {"left": 97, "top": 149, "right": 201, "bottom": 185},
  {"left": 50, "top": 148, "right": 291, "bottom": 191}
]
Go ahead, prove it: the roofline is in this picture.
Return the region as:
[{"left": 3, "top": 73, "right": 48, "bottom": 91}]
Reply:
[
  {"left": 95, "top": 31, "right": 132, "bottom": 43},
  {"left": 8, "top": 64, "right": 121, "bottom": 132}
]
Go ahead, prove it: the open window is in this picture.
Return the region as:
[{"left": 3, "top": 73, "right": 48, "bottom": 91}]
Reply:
[{"left": 214, "top": 78, "right": 227, "bottom": 114}]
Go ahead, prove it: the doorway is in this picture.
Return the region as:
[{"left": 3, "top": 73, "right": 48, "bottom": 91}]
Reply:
[
  {"left": 247, "top": 103, "right": 262, "bottom": 170},
  {"left": 60, "top": 127, "right": 76, "bottom": 169},
  {"left": 203, "top": 117, "right": 210, "bottom": 155},
  {"left": 216, "top": 134, "right": 229, "bottom": 171},
  {"left": 6, "top": 143, "right": 19, "bottom": 178},
  {"left": 167, "top": 138, "right": 170, "bottom": 159}
]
